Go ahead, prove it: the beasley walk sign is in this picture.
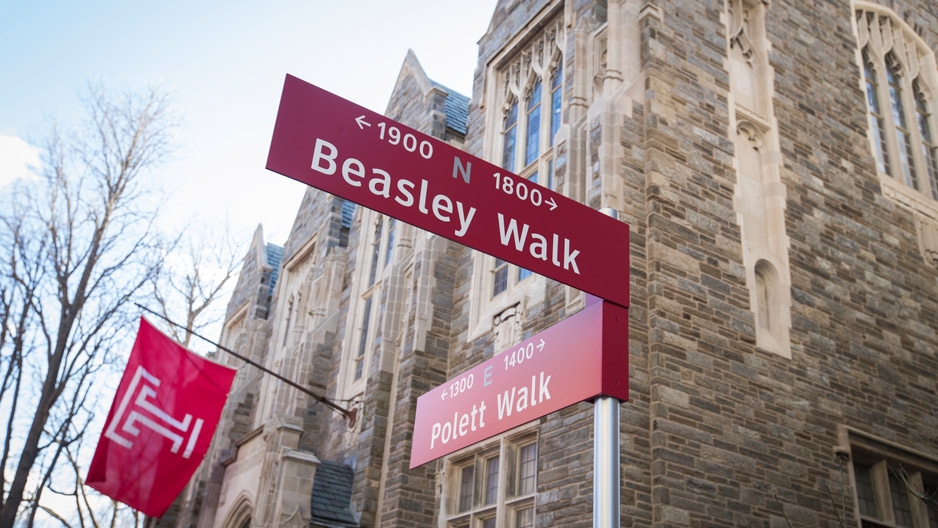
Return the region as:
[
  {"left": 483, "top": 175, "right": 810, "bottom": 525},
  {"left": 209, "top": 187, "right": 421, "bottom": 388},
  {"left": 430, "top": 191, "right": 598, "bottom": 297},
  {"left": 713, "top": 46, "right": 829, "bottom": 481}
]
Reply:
[
  {"left": 410, "top": 299, "right": 628, "bottom": 467},
  {"left": 266, "top": 74, "right": 629, "bottom": 308}
]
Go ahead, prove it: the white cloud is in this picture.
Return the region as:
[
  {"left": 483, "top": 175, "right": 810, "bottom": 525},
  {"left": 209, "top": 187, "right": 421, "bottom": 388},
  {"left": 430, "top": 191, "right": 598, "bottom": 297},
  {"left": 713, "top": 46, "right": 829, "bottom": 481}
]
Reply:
[{"left": 0, "top": 135, "right": 40, "bottom": 188}]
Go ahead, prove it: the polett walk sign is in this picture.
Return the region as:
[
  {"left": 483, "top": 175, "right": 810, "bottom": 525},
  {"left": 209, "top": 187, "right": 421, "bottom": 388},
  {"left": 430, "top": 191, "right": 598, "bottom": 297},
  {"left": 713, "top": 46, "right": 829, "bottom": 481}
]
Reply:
[{"left": 409, "top": 300, "right": 628, "bottom": 468}]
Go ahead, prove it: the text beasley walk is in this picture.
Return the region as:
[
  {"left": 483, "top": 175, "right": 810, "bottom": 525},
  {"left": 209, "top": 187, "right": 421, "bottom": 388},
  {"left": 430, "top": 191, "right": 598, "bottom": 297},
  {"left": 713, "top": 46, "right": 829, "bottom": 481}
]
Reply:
[{"left": 311, "top": 138, "right": 477, "bottom": 238}]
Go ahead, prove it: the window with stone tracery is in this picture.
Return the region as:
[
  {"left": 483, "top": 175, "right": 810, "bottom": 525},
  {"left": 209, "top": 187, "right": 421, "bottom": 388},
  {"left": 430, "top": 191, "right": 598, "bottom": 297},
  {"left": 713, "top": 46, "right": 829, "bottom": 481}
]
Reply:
[
  {"left": 727, "top": 0, "right": 773, "bottom": 118},
  {"left": 855, "top": 4, "right": 938, "bottom": 208},
  {"left": 471, "top": 10, "right": 565, "bottom": 334},
  {"left": 499, "top": 19, "right": 564, "bottom": 183},
  {"left": 855, "top": 3, "right": 938, "bottom": 268},
  {"left": 490, "top": 13, "right": 565, "bottom": 297}
]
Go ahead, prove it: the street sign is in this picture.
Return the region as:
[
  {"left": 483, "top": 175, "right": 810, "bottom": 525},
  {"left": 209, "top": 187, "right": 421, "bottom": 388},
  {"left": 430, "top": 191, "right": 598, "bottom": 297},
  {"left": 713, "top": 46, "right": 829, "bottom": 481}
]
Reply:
[
  {"left": 266, "top": 74, "right": 630, "bottom": 308},
  {"left": 409, "top": 300, "right": 628, "bottom": 468}
]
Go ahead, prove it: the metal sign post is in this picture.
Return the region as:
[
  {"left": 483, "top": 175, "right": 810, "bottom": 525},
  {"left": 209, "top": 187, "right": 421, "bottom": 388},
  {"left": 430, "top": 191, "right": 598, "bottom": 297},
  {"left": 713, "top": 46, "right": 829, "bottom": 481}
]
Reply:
[
  {"left": 594, "top": 396, "right": 620, "bottom": 527},
  {"left": 594, "top": 208, "right": 622, "bottom": 528}
]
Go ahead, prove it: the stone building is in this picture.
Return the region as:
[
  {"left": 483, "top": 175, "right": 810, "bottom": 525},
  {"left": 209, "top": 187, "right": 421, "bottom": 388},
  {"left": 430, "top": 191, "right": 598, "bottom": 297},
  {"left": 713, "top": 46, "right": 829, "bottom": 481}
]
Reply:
[{"left": 176, "top": 0, "right": 938, "bottom": 526}]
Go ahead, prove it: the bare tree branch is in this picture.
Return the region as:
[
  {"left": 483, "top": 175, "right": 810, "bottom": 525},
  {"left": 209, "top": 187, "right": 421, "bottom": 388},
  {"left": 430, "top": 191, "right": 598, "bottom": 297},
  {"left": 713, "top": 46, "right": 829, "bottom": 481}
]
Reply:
[
  {"left": 0, "top": 82, "right": 176, "bottom": 526},
  {"left": 147, "top": 221, "right": 241, "bottom": 349},
  {"left": 35, "top": 504, "right": 73, "bottom": 528},
  {"left": 891, "top": 464, "right": 938, "bottom": 513}
]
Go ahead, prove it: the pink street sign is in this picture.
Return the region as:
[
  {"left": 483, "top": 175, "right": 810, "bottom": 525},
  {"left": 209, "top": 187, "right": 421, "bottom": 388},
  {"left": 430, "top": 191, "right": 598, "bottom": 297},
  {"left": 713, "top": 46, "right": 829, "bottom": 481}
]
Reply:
[
  {"left": 266, "top": 74, "right": 630, "bottom": 308},
  {"left": 409, "top": 301, "right": 628, "bottom": 468}
]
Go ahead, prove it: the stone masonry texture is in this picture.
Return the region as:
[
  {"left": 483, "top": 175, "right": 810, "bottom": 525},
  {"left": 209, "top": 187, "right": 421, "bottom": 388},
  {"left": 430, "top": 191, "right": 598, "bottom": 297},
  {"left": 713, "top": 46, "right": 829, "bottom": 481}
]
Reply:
[{"left": 177, "top": 1, "right": 938, "bottom": 527}]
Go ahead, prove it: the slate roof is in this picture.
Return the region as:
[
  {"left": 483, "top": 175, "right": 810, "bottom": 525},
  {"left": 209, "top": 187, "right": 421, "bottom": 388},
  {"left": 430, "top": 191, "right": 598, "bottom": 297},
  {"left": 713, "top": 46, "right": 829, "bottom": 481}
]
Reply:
[
  {"left": 432, "top": 81, "right": 470, "bottom": 137},
  {"left": 310, "top": 461, "right": 358, "bottom": 528},
  {"left": 265, "top": 243, "right": 283, "bottom": 297}
]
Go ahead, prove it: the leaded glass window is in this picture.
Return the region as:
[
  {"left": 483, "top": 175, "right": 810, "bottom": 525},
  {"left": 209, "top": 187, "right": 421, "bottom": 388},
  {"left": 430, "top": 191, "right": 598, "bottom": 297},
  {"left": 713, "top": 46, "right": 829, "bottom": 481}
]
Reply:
[
  {"left": 445, "top": 434, "right": 538, "bottom": 528},
  {"left": 550, "top": 63, "right": 563, "bottom": 146},
  {"left": 886, "top": 55, "right": 918, "bottom": 189},
  {"left": 856, "top": 6, "right": 938, "bottom": 205},
  {"left": 524, "top": 82, "right": 542, "bottom": 166}
]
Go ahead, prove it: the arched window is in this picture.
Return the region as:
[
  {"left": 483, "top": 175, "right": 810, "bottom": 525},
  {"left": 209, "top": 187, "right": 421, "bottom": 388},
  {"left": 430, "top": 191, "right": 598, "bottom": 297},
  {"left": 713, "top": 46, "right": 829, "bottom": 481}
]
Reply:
[
  {"left": 754, "top": 259, "right": 785, "bottom": 352},
  {"left": 468, "top": 9, "right": 564, "bottom": 340},
  {"left": 488, "top": 13, "right": 564, "bottom": 299},
  {"left": 501, "top": 66, "right": 561, "bottom": 181},
  {"left": 224, "top": 497, "right": 253, "bottom": 528},
  {"left": 856, "top": 4, "right": 938, "bottom": 202},
  {"left": 754, "top": 261, "right": 775, "bottom": 337}
]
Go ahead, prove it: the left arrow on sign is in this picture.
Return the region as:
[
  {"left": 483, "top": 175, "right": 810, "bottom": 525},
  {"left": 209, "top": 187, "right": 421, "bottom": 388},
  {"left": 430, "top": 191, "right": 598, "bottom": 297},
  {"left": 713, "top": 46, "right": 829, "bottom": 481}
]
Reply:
[{"left": 355, "top": 115, "right": 371, "bottom": 129}]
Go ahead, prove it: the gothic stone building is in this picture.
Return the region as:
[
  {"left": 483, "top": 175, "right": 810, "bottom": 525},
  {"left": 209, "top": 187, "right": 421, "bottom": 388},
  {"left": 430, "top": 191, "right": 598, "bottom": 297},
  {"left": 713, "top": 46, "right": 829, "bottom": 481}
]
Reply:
[{"left": 177, "top": 0, "right": 938, "bottom": 526}]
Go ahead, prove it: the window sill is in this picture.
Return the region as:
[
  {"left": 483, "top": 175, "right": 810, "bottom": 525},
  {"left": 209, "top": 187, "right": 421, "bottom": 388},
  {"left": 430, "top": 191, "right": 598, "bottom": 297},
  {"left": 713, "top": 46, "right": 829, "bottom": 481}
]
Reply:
[{"left": 879, "top": 173, "right": 938, "bottom": 221}]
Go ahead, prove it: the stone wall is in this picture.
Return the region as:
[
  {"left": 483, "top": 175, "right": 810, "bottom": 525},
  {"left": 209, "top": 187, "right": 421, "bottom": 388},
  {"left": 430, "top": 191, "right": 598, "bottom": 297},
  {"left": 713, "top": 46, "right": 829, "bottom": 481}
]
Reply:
[{"left": 178, "top": 1, "right": 938, "bottom": 527}]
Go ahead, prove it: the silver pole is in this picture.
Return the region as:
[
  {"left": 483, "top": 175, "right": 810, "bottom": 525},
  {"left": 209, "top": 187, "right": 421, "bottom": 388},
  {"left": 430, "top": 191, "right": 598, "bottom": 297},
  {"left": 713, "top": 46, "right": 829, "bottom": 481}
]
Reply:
[
  {"left": 594, "top": 207, "right": 621, "bottom": 528},
  {"left": 594, "top": 396, "right": 620, "bottom": 527}
]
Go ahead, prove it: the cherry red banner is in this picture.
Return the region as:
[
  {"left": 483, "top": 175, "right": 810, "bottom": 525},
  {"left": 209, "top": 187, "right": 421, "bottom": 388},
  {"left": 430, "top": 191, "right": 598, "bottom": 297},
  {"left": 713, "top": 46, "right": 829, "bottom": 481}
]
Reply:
[{"left": 86, "top": 317, "right": 236, "bottom": 517}]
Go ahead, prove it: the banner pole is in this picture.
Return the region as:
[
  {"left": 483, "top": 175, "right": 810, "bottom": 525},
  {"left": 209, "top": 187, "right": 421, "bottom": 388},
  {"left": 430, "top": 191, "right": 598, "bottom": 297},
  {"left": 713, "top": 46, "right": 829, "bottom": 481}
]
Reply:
[{"left": 134, "top": 303, "right": 358, "bottom": 426}]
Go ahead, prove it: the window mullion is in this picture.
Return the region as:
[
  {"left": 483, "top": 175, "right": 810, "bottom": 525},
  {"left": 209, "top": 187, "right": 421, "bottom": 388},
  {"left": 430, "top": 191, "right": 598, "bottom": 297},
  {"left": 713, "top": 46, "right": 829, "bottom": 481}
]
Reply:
[
  {"left": 517, "top": 98, "right": 528, "bottom": 174},
  {"left": 536, "top": 110, "right": 548, "bottom": 190},
  {"left": 907, "top": 471, "right": 930, "bottom": 528},
  {"left": 899, "top": 73, "right": 921, "bottom": 190},
  {"left": 539, "top": 82, "right": 549, "bottom": 165},
  {"left": 873, "top": 460, "right": 897, "bottom": 524}
]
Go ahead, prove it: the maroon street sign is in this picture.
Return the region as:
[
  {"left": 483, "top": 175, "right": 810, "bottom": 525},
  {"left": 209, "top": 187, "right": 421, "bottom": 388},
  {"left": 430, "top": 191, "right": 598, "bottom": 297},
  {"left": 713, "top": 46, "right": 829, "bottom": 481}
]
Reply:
[
  {"left": 409, "top": 300, "right": 628, "bottom": 468},
  {"left": 266, "top": 74, "right": 630, "bottom": 308}
]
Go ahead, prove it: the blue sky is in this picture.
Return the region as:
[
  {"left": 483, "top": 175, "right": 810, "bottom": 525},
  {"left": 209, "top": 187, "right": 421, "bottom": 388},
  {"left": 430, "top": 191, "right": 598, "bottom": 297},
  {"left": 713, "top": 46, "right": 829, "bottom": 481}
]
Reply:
[{"left": 0, "top": 0, "right": 498, "bottom": 243}]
